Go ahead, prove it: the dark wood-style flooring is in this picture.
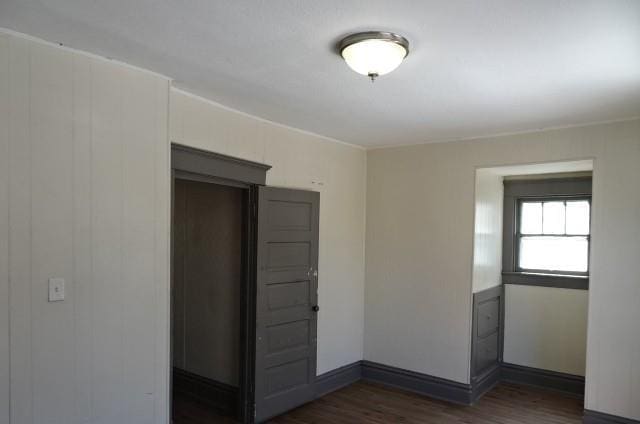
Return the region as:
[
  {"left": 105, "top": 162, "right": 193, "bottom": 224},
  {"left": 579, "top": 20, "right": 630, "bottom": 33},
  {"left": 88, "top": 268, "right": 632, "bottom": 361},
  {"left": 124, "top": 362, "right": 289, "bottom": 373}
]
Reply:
[{"left": 173, "top": 381, "right": 583, "bottom": 424}]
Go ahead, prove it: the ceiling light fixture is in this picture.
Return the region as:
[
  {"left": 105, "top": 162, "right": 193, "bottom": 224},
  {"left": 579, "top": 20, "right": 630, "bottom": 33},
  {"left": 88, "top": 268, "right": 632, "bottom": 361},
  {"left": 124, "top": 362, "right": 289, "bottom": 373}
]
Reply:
[{"left": 339, "top": 31, "right": 410, "bottom": 82}]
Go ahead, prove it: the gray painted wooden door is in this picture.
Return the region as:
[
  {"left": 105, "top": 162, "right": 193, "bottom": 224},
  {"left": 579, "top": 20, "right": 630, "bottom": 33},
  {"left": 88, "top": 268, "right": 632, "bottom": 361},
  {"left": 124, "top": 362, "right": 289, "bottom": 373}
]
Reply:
[{"left": 254, "top": 187, "right": 319, "bottom": 423}]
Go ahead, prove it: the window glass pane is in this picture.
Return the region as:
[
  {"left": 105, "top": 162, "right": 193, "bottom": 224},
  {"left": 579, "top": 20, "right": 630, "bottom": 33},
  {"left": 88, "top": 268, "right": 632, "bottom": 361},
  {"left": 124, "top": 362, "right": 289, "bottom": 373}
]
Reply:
[
  {"left": 543, "top": 201, "right": 565, "bottom": 234},
  {"left": 566, "top": 201, "right": 590, "bottom": 235},
  {"left": 519, "top": 236, "right": 589, "bottom": 272},
  {"left": 520, "top": 202, "right": 542, "bottom": 234}
]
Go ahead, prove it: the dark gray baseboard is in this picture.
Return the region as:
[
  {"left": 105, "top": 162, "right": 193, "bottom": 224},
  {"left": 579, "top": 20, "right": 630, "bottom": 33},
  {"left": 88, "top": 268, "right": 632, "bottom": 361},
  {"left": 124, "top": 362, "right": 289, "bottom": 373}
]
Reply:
[
  {"left": 361, "top": 360, "right": 473, "bottom": 405},
  {"left": 583, "top": 410, "right": 640, "bottom": 424},
  {"left": 471, "top": 364, "right": 501, "bottom": 404},
  {"left": 315, "top": 361, "right": 362, "bottom": 398},
  {"left": 314, "top": 360, "right": 589, "bottom": 410},
  {"left": 501, "top": 362, "right": 584, "bottom": 397}
]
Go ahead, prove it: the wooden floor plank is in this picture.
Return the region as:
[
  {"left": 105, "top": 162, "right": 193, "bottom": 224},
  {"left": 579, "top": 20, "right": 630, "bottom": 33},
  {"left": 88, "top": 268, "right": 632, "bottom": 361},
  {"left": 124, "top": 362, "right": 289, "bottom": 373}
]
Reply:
[{"left": 172, "top": 381, "right": 583, "bottom": 424}]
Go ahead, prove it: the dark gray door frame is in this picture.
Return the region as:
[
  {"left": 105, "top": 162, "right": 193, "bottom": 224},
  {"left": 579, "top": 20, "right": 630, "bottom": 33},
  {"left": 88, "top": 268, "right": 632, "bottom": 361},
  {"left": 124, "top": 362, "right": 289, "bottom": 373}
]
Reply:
[
  {"left": 172, "top": 143, "right": 271, "bottom": 186},
  {"left": 170, "top": 143, "right": 271, "bottom": 423}
]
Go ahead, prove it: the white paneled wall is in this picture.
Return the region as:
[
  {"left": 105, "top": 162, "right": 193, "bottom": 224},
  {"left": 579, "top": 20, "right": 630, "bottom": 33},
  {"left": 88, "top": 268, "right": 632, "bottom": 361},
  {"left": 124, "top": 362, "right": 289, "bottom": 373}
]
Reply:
[
  {"left": 0, "top": 31, "right": 365, "bottom": 424},
  {"left": 0, "top": 32, "right": 10, "bottom": 424},
  {"left": 169, "top": 89, "right": 367, "bottom": 375},
  {"left": 471, "top": 169, "right": 503, "bottom": 293},
  {"left": 0, "top": 33, "right": 170, "bottom": 424}
]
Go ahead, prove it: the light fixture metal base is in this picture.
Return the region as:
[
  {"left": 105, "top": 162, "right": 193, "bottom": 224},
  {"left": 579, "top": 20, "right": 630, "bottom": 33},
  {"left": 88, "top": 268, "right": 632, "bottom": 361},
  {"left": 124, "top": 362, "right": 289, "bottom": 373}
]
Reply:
[{"left": 338, "top": 31, "right": 410, "bottom": 55}]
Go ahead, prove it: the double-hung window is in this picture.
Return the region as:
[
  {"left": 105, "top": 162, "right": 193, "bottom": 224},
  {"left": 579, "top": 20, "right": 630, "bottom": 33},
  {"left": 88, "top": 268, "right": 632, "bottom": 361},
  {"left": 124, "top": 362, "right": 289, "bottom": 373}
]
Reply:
[
  {"left": 517, "top": 198, "right": 590, "bottom": 275},
  {"left": 502, "top": 176, "right": 592, "bottom": 288}
]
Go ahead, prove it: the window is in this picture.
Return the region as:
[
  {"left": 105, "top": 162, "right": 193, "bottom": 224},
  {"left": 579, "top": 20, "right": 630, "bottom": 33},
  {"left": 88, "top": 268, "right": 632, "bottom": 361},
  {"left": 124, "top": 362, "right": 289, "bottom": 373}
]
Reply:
[
  {"left": 517, "top": 198, "right": 591, "bottom": 274},
  {"left": 502, "top": 176, "right": 592, "bottom": 289}
]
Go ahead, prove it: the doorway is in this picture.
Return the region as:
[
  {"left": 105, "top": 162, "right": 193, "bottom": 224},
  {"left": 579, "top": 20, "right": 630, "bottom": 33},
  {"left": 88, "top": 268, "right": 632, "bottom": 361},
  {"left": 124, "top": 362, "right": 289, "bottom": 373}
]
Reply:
[
  {"left": 169, "top": 144, "right": 321, "bottom": 423},
  {"left": 171, "top": 178, "right": 247, "bottom": 421}
]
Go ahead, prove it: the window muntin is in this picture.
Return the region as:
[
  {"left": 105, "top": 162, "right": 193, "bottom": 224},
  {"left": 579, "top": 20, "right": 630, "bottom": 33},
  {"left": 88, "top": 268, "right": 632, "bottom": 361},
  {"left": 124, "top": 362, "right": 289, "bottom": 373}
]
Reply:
[{"left": 517, "top": 198, "right": 590, "bottom": 274}]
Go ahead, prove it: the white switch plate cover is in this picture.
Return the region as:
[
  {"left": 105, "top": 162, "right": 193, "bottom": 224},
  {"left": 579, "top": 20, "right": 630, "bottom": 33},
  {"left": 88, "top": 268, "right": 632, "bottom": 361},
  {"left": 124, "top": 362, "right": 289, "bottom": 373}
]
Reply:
[{"left": 48, "top": 278, "right": 65, "bottom": 302}]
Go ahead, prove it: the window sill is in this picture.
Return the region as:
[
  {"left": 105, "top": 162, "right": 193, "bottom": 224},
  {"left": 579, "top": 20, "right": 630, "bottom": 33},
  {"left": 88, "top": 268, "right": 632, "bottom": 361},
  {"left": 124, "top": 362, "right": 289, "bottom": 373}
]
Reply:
[{"left": 502, "top": 272, "right": 589, "bottom": 290}]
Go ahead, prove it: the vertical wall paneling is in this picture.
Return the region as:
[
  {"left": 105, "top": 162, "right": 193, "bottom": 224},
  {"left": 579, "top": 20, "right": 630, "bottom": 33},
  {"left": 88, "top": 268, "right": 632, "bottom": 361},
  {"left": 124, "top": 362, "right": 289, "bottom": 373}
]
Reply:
[
  {"left": 8, "top": 35, "right": 33, "bottom": 424},
  {"left": 71, "top": 53, "right": 93, "bottom": 423},
  {"left": 121, "top": 66, "right": 157, "bottom": 423},
  {"left": 471, "top": 169, "right": 503, "bottom": 294},
  {"left": 1, "top": 31, "right": 171, "bottom": 424},
  {"left": 91, "top": 59, "right": 125, "bottom": 424},
  {"left": 153, "top": 77, "right": 170, "bottom": 424},
  {"left": 0, "top": 33, "right": 10, "bottom": 424},
  {"left": 30, "top": 41, "right": 75, "bottom": 424}
]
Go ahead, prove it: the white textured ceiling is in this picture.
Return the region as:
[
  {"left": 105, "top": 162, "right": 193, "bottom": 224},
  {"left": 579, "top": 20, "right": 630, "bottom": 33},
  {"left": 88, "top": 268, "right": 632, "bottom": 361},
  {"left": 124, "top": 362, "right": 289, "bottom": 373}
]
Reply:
[{"left": 1, "top": 1, "right": 639, "bottom": 147}]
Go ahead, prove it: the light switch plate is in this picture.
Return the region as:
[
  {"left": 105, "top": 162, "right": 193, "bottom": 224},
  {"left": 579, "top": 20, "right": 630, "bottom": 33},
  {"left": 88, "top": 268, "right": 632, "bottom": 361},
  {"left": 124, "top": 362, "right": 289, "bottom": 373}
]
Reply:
[{"left": 48, "top": 278, "right": 65, "bottom": 302}]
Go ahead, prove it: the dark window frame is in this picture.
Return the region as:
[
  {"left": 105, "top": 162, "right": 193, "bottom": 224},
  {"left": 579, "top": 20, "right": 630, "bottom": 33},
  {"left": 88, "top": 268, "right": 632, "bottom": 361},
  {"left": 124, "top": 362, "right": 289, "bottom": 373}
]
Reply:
[{"left": 502, "top": 177, "right": 591, "bottom": 290}]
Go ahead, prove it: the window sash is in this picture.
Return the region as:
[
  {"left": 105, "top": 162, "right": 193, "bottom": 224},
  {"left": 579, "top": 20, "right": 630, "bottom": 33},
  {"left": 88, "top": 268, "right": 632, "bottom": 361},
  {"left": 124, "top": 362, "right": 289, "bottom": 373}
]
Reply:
[
  {"left": 515, "top": 196, "right": 591, "bottom": 275},
  {"left": 518, "top": 198, "right": 591, "bottom": 236}
]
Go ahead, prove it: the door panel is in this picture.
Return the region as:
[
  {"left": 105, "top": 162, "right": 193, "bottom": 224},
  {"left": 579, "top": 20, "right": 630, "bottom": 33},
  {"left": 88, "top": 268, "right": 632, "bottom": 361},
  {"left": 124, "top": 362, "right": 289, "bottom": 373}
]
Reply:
[
  {"left": 267, "top": 242, "right": 310, "bottom": 269},
  {"left": 254, "top": 187, "right": 319, "bottom": 423}
]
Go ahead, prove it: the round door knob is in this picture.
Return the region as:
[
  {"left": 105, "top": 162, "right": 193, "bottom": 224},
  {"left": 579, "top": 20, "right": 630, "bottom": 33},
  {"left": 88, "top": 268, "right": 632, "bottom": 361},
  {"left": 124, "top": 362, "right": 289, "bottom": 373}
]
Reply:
[{"left": 311, "top": 305, "right": 320, "bottom": 312}]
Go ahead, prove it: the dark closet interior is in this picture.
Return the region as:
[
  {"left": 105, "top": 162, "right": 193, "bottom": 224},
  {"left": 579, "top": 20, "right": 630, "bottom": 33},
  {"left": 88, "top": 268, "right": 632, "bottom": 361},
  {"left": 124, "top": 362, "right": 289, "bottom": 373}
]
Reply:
[{"left": 172, "top": 178, "right": 246, "bottom": 420}]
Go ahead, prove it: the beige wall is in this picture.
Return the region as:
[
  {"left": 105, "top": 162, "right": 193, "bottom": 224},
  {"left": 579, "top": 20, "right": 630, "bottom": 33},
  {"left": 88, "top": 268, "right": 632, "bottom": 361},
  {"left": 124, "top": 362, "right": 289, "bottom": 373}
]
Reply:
[
  {"left": 169, "top": 89, "right": 367, "bottom": 375},
  {"left": 504, "top": 285, "right": 588, "bottom": 376},
  {"left": 0, "top": 32, "right": 170, "bottom": 424},
  {"left": 365, "top": 119, "right": 640, "bottom": 420}
]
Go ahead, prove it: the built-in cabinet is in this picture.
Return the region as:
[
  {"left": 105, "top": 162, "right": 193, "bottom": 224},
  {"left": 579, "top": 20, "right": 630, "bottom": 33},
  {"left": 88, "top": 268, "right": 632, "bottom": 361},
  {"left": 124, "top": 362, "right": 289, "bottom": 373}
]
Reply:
[{"left": 470, "top": 285, "right": 502, "bottom": 398}]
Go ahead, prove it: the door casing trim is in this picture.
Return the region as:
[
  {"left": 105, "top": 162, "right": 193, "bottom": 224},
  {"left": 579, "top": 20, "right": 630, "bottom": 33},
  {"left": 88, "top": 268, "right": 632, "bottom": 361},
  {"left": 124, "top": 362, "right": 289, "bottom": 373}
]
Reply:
[{"left": 170, "top": 143, "right": 270, "bottom": 423}]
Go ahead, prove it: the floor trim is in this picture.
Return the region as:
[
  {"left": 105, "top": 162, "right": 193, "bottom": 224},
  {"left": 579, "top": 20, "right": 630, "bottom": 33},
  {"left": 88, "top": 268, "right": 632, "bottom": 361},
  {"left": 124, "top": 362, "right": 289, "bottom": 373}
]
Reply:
[
  {"left": 471, "top": 364, "right": 501, "bottom": 404},
  {"left": 501, "top": 362, "right": 585, "bottom": 397},
  {"left": 583, "top": 410, "right": 640, "bottom": 424},
  {"left": 315, "top": 361, "right": 362, "bottom": 398},
  {"left": 361, "top": 360, "right": 473, "bottom": 405},
  {"left": 314, "top": 360, "right": 589, "bottom": 409}
]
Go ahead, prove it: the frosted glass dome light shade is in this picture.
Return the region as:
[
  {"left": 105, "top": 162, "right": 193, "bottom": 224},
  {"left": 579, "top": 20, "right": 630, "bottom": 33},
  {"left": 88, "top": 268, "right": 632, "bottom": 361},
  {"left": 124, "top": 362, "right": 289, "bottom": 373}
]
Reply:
[{"left": 339, "top": 32, "right": 409, "bottom": 80}]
